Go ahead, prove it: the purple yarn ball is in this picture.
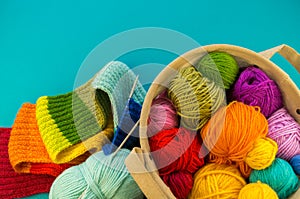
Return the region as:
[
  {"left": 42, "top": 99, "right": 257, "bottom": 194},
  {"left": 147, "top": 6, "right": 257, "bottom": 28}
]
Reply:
[{"left": 232, "top": 66, "right": 283, "bottom": 118}]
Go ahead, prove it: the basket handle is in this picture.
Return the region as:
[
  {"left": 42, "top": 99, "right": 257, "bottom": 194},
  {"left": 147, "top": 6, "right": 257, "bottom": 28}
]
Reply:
[
  {"left": 259, "top": 44, "right": 300, "bottom": 74},
  {"left": 125, "top": 147, "right": 176, "bottom": 199}
]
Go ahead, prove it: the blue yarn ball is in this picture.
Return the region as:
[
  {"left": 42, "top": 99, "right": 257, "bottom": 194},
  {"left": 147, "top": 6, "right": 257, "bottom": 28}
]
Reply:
[
  {"left": 290, "top": 155, "right": 300, "bottom": 175},
  {"left": 103, "top": 98, "right": 141, "bottom": 155},
  {"left": 249, "top": 158, "right": 299, "bottom": 199},
  {"left": 49, "top": 149, "right": 144, "bottom": 199}
]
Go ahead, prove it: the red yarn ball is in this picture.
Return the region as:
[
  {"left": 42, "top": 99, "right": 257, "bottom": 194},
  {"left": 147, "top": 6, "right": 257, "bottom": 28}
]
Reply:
[
  {"left": 162, "top": 171, "right": 194, "bottom": 199},
  {"left": 149, "top": 127, "right": 206, "bottom": 175}
]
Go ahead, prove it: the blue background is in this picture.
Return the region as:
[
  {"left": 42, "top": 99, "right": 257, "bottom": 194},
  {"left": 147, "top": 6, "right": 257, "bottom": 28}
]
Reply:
[{"left": 1, "top": 0, "right": 300, "bottom": 198}]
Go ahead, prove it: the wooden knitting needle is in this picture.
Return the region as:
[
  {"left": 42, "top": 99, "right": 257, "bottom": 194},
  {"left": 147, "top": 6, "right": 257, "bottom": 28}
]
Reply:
[
  {"left": 128, "top": 75, "right": 139, "bottom": 100},
  {"left": 112, "top": 75, "right": 140, "bottom": 157},
  {"left": 112, "top": 119, "right": 140, "bottom": 157}
]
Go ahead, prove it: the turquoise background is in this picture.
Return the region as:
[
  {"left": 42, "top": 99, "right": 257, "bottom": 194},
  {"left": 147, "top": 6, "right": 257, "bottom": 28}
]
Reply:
[{"left": 1, "top": 0, "right": 299, "bottom": 198}]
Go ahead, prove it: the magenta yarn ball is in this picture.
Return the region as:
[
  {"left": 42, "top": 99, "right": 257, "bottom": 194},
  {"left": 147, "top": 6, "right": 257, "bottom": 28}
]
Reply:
[{"left": 232, "top": 66, "right": 283, "bottom": 118}]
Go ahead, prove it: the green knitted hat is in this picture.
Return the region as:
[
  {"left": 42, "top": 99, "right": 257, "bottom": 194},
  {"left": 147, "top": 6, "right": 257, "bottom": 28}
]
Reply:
[{"left": 36, "top": 61, "right": 146, "bottom": 164}]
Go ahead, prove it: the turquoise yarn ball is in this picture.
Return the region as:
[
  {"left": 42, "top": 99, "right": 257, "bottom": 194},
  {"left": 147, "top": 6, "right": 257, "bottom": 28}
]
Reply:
[
  {"left": 197, "top": 52, "right": 239, "bottom": 89},
  {"left": 49, "top": 149, "right": 144, "bottom": 199},
  {"left": 249, "top": 158, "right": 299, "bottom": 199}
]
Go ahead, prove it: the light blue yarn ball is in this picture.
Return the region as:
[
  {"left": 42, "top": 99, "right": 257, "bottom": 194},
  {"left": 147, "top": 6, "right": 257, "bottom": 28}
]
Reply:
[
  {"left": 249, "top": 158, "right": 299, "bottom": 199},
  {"left": 49, "top": 149, "right": 144, "bottom": 199},
  {"left": 290, "top": 154, "right": 300, "bottom": 175}
]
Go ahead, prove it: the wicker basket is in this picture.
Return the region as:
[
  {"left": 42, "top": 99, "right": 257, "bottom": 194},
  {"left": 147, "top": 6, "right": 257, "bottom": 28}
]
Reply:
[{"left": 125, "top": 44, "right": 300, "bottom": 199}]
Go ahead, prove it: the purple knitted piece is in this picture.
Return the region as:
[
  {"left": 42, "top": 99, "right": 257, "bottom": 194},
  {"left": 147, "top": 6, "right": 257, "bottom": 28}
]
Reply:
[{"left": 232, "top": 66, "right": 283, "bottom": 118}]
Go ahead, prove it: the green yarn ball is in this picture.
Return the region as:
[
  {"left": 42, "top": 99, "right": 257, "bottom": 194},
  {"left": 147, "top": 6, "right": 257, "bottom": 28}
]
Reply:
[
  {"left": 49, "top": 149, "right": 144, "bottom": 199},
  {"left": 197, "top": 52, "right": 239, "bottom": 89},
  {"left": 249, "top": 158, "right": 299, "bottom": 199}
]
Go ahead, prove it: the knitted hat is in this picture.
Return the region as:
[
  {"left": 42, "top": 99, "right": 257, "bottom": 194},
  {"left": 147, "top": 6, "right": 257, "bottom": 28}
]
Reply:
[
  {"left": 0, "top": 128, "right": 55, "bottom": 199},
  {"left": 9, "top": 103, "right": 71, "bottom": 177},
  {"left": 36, "top": 61, "right": 145, "bottom": 164}
]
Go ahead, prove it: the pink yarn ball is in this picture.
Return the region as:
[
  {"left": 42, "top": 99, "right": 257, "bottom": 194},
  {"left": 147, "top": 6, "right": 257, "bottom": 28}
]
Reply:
[
  {"left": 268, "top": 108, "right": 300, "bottom": 161},
  {"left": 147, "top": 90, "right": 179, "bottom": 137}
]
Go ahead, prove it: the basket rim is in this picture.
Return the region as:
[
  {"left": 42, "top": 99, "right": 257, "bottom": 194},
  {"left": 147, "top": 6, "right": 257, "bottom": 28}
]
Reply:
[
  {"left": 126, "top": 44, "right": 300, "bottom": 199},
  {"left": 139, "top": 44, "right": 300, "bottom": 152}
]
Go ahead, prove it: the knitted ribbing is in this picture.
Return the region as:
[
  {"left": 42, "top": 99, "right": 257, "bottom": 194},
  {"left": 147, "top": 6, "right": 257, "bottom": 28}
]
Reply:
[
  {"left": 9, "top": 103, "right": 70, "bottom": 176},
  {"left": 92, "top": 61, "right": 146, "bottom": 130},
  {"left": 103, "top": 98, "right": 142, "bottom": 155},
  {"left": 111, "top": 98, "right": 142, "bottom": 150},
  {"left": 36, "top": 87, "right": 113, "bottom": 164},
  {"left": 0, "top": 128, "right": 55, "bottom": 199},
  {"left": 36, "top": 61, "right": 144, "bottom": 164},
  {"left": 37, "top": 107, "right": 114, "bottom": 164}
]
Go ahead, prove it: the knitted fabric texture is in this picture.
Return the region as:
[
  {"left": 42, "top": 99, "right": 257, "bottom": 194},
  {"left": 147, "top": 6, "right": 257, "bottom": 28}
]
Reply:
[
  {"left": 0, "top": 128, "right": 55, "bottom": 199},
  {"left": 103, "top": 98, "right": 142, "bottom": 155},
  {"left": 92, "top": 61, "right": 146, "bottom": 129},
  {"left": 9, "top": 103, "right": 71, "bottom": 177},
  {"left": 36, "top": 61, "right": 144, "bottom": 164}
]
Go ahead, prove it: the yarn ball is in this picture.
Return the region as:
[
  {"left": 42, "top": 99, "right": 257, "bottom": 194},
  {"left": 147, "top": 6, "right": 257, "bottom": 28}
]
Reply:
[
  {"left": 49, "top": 149, "right": 144, "bottom": 199},
  {"left": 268, "top": 108, "right": 300, "bottom": 161},
  {"left": 238, "top": 181, "right": 278, "bottom": 199},
  {"left": 290, "top": 155, "right": 300, "bottom": 175},
  {"left": 147, "top": 90, "right": 178, "bottom": 137},
  {"left": 149, "top": 127, "right": 205, "bottom": 175},
  {"left": 245, "top": 137, "right": 278, "bottom": 170},
  {"left": 197, "top": 52, "right": 239, "bottom": 89},
  {"left": 103, "top": 98, "right": 141, "bottom": 155},
  {"left": 232, "top": 66, "right": 283, "bottom": 118},
  {"left": 161, "top": 171, "right": 193, "bottom": 199},
  {"left": 200, "top": 101, "right": 269, "bottom": 177},
  {"left": 189, "top": 163, "right": 246, "bottom": 199},
  {"left": 168, "top": 66, "right": 226, "bottom": 130},
  {"left": 249, "top": 158, "right": 299, "bottom": 199}
]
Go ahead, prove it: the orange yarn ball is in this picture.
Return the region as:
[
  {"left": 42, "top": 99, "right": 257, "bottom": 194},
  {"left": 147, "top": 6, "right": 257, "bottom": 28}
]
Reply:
[{"left": 200, "top": 101, "right": 269, "bottom": 177}]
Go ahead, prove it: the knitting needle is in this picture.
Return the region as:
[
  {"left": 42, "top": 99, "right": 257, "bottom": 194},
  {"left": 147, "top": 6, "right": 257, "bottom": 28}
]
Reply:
[
  {"left": 128, "top": 75, "right": 139, "bottom": 100},
  {"left": 111, "top": 75, "right": 140, "bottom": 157},
  {"left": 111, "top": 119, "right": 140, "bottom": 158}
]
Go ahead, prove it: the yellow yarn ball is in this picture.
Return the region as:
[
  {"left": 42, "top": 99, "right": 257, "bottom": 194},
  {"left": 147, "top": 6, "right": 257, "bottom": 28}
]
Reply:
[
  {"left": 189, "top": 163, "right": 246, "bottom": 199},
  {"left": 238, "top": 181, "right": 278, "bottom": 199},
  {"left": 245, "top": 137, "right": 278, "bottom": 170}
]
